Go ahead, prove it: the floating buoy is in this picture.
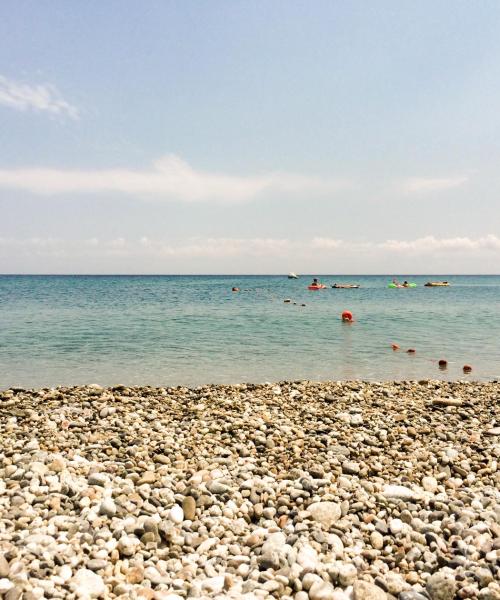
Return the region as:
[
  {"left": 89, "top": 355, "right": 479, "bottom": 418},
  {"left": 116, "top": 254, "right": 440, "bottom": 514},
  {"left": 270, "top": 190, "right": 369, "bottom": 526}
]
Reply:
[
  {"left": 232, "top": 287, "right": 240, "bottom": 292},
  {"left": 407, "top": 348, "right": 416, "bottom": 353},
  {"left": 341, "top": 310, "right": 353, "bottom": 322},
  {"left": 391, "top": 343, "right": 400, "bottom": 351},
  {"left": 438, "top": 359, "right": 448, "bottom": 368},
  {"left": 463, "top": 364, "right": 472, "bottom": 373}
]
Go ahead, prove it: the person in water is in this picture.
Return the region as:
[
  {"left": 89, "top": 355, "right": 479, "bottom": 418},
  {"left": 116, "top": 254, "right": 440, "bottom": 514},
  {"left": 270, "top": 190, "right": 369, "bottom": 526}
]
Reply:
[
  {"left": 311, "top": 278, "right": 321, "bottom": 287},
  {"left": 403, "top": 281, "right": 409, "bottom": 287}
]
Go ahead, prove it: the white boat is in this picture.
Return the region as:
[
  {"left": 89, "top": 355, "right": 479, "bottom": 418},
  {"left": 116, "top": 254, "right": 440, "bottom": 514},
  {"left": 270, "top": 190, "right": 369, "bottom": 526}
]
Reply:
[{"left": 288, "top": 272, "right": 299, "bottom": 279}]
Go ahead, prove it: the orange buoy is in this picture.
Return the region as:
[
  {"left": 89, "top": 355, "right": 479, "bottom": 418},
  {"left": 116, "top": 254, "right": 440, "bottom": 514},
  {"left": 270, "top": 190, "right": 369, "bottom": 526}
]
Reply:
[
  {"left": 438, "top": 359, "right": 448, "bottom": 368},
  {"left": 391, "top": 343, "right": 400, "bottom": 351},
  {"left": 463, "top": 364, "right": 472, "bottom": 373},
  {"left": 407, "top": 348, "right": 416, "bottom": 353},
  {"left": 341, "top": 310, "right": 353, "bottom": 322}
]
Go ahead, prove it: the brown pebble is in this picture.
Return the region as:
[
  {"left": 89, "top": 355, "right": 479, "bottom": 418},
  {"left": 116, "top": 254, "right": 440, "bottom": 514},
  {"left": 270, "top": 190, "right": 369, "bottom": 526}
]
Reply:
[{"left": 182, "top": 495, "right": 197, "bottom": 521}]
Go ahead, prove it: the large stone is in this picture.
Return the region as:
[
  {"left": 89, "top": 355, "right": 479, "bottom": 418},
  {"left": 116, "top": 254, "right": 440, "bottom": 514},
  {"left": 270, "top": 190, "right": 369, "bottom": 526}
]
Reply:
[
  {"left": 352, "top": 580, "right": 388, "bottom": 600},
  {"left": 382, "top": 484, "right": 421, "bottom": 501},
  {"left": 307, "top": 501, "right": 342, "bottom": 528}
]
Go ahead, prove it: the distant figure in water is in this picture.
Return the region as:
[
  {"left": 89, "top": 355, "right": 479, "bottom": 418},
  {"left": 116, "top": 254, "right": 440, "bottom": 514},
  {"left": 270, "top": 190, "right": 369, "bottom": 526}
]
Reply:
[
  {"left": 311, "top": 278, "right": 321, "bottom": 286},
  {"left": 232, "top": 287, "right": 240, "bottom": 292},
  {"left": 403, "top": 281, "right": 409, "bottom": 287}
]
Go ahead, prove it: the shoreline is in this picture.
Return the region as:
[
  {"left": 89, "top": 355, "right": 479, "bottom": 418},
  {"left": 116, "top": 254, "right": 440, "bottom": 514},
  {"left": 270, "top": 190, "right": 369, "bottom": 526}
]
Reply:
[{"left": 1, "top": 380, "right": 499, "bottom": 599}]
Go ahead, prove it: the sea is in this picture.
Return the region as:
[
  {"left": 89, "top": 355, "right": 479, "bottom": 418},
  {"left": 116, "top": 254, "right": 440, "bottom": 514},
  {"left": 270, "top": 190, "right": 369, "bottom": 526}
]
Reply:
[{"left": 1, "top": 275, "right": 499, "bottom": 389}]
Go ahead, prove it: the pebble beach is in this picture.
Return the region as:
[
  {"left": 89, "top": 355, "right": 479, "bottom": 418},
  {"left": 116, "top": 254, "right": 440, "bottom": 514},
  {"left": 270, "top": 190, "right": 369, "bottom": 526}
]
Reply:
[{"left": 1, "top": 380, "right": 499, "bottom": 600}]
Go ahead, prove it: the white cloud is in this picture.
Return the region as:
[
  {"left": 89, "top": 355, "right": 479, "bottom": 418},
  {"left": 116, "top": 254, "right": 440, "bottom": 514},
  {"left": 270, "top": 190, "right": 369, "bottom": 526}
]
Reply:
[
  {"left": 0, "top": 74, "right": 79, "bottom": 119},
  {"left": 401, "top": 175, "right": 469, "bottom": 193},
  {"left": 380, "top": 234, "right": 500, "bottom": 252},
  {"left": 311, "top": 237, "right": 344, "bottom": 249},
  {"left": 0, "top": 234, "right": 500, "bottom": 259},
  {"left": 0, "top": 155, "right": 350, "bottom": 203}
]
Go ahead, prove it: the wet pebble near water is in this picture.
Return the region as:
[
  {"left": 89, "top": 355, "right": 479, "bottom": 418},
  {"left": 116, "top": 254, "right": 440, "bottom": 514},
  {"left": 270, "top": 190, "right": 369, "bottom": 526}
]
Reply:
[{"left": 0, "top": 380, "right": 499, "bottom": 599}]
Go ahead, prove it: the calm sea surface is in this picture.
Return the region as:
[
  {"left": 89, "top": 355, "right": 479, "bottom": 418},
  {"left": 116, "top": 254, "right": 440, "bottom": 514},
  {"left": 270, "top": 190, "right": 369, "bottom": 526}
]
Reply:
[{"left": 1, "top": 275, "right": 499, "bottom": 389}]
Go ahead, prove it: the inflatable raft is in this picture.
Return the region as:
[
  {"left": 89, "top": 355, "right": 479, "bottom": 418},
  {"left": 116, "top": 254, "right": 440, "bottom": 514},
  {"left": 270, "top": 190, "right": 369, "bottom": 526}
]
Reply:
[
  {"left": 388, "top": 283, "right": 417, "bottom": 288},
  {"left": 424, "top": 281, "right": 449, "bottom": 287}
]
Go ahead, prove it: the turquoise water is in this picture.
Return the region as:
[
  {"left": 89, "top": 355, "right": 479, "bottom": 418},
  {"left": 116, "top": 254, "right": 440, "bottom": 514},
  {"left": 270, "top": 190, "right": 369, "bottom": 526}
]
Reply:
[{"left": 1, "top": 275, "right": 499, "bottom": 388}]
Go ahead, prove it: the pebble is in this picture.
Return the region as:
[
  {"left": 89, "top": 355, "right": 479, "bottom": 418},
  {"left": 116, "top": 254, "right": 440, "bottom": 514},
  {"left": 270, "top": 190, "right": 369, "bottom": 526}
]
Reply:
[
  {"left": 169, "top": 504, "right": 184, "bottom": 524},
  {"left": 0, "top": 381, "right": 498, "bottom": 600},
  {"left": 309, "top": 580, "right": 337, "bottom": 600},
  {"left": 307, "top": 501, "right": 342, "bottom": 528},
  {"left": 352, "top": 580, "right": 388, "bottom": 599},
  {"left": 182, "top": 495, "right": 196, "bottom": 520},
  {"left": 71, "top": 569, "right": 106, "bottom": 598},
  {"left": 426, "top": 569, "right": 457, "bottom": 600}
]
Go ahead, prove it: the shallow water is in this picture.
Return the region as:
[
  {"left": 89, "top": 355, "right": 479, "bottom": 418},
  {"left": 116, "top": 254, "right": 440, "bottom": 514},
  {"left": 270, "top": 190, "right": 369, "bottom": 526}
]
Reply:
[{"left": 1, "top": 275, "right": 499, "bottom": 388}]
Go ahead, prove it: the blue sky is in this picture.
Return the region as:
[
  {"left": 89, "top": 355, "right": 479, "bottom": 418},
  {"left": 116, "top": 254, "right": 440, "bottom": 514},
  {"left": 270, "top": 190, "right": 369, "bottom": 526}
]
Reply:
[{"left": 1, "top": 0, "right": 500, "bottom": 273}]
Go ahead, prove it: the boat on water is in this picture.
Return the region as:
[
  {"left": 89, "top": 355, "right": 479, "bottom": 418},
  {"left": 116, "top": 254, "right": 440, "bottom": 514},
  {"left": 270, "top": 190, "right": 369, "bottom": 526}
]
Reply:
[
  {"left": 332, "top": 283, "right": 360, "bottom": 289},
  {"left": 288, "top": 272, "right": 299, "bottom": 279},
  {"left": 425, "top": 281, "right": 449, "bottom": 287}
]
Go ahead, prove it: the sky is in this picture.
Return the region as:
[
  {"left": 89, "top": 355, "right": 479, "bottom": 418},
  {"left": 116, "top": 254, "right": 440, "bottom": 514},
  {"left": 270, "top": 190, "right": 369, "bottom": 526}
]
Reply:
[{"left": 1, "top": 0, "right": 500, "bottom": 274}]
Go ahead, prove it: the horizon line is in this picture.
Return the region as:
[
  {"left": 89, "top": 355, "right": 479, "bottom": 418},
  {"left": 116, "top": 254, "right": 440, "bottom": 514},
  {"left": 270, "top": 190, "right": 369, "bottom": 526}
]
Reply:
[{"left": 1, "top": 273, "right": 500, "bottom": 277}]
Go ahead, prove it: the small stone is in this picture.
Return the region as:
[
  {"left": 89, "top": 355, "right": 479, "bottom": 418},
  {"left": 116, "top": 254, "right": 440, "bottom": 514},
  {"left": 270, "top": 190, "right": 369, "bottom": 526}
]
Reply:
[
  {"left": 426, "top": 570, "right": 457, "bottom": 600},
  {"left": 338, "top": 563, "right": 357, "bottom": 586},
  {"left": 88, "top": 473, "right": 108, "bottom": 487},
  {"left": 182, "top": 495, "right": 196, "bottom": 520},
  {"left": 422, "top": 476, "right": 438, "bottom": 492},
  {"left": 71, "top": 568, "right": 106, "bottom": 598},
  {"left": 382, "top": 484, "right": 420, "bottom": 501},
  {"left": 99, "top": 498, "right": 117, "bottom": 517},
  {"left": 118, "top": 536, "right": 140, "bottom": 557},
  {"left": 126, "top": 566, "right": 144, "bottom": 584},
  {"left": 307, "top": 501, "right": 342, "bottom": 528},
  {"left": 169, "top": 504, "right": 184, "bottom": 524},
  {"left": 5, "top": 586, "right": 23, "bottom": 600},
  {"left": 389, "top": 518, "right": 405, "bottom": 535},
  {"left": 0, "top": 555, "right": 9, "bottom": 578},
  {"left": 342, "top": 461, "right": 360, "bottom": 475},
  {"left": 137, "top": 471, "right": 156, "bottom": 485},
  {"left": 309, "top": 580, "right": 336, "bottom": 600},
  {"left": 86, "top": 559, "right": 108, "bottom": 571},
  {"left": 207, "top": 481, "right": 229, "bottom": 495},
  {"left": 370, "top": 531, "right": 384, "bottom": 550},
  {"left": 0, "top": 579, "right": 13, "bottom": 594}
]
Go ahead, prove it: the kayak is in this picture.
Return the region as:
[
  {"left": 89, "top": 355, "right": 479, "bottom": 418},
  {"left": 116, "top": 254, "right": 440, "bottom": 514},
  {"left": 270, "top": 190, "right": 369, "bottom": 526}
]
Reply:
[
  {"left": 388, "top": 283, "right": 417, "bottom": 288},
  {"left": 425, "top": 281, "right": 449, "bottom": 287},
  {"left": 308, "top": 284, "right": 327, "bottom": 290}
]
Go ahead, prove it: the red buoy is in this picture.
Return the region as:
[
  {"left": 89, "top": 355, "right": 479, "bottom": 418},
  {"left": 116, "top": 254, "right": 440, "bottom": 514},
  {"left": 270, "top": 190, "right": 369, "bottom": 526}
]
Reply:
[{"left": 341, "top": 310, "right": 353, "bottom": 322}]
